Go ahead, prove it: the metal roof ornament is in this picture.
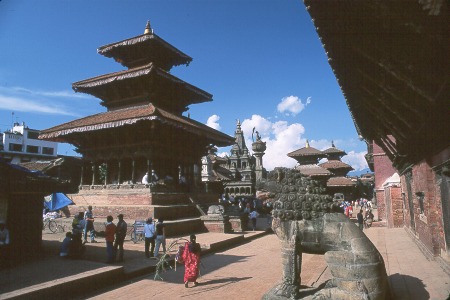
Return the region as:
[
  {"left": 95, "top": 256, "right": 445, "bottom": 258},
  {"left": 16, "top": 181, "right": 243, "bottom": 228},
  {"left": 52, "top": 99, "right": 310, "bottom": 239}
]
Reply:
[
  {"left": 306, "top": 140, "right": 310, "bottom": 148},
  {"left": 144, "top": 20, "right": 153, "bottom": 35}
]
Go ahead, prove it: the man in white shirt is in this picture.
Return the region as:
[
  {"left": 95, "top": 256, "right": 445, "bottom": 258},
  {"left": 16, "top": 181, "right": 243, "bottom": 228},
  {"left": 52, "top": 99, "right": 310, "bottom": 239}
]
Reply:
[{"left": 142, "top": 172, "right": 149, "bottom": 184}]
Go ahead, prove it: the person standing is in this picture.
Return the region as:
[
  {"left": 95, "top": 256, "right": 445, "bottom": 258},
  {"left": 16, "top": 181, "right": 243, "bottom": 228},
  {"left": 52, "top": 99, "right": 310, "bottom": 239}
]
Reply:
[
  {"left": 182, "top": 234, "right": 201, "bottom": 288},
  {"left": 144, "top": 217, "right": 155, "bottom": 258},
  {"left": 249, "top": 209, "right": 259, "bottom": 231},
  {"left": 154, "top": 219, "right": 166, "bottom": 258},
  {"left": 113, "top": 214, "right": 127, "bottom": 262},
  {"left": 84, "top": 206, "right": 97, "bottom": 243},
  {"left": 105, "top": 215, "right": 116, "bottom": 263},
  {"left": 357, "top": 209, "right": 364, "bottom": 231}
]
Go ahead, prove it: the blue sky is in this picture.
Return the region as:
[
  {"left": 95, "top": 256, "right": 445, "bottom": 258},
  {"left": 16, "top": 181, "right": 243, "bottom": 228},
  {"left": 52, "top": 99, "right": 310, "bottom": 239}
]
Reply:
[{"left": 0, "top": 0, "right": 368, "bottom": 172}]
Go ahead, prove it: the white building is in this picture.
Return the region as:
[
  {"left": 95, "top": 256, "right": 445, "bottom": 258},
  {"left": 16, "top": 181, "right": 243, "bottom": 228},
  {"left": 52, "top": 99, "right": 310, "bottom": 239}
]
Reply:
[{"left": 0, "top": 122, "right": 58, "bottom": 164}]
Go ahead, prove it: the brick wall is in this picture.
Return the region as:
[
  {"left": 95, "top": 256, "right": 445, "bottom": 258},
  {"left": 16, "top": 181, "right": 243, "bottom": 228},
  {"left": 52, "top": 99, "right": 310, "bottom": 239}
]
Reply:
[{"left": 385, "top": 185, "right": 403, "bottom": 228}]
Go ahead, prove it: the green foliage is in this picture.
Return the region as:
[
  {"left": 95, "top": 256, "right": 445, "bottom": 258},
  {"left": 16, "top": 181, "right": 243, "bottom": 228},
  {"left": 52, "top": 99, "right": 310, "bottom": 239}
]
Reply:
[{"left": 154, "top": 238, "right": 189, "bottom": 281}]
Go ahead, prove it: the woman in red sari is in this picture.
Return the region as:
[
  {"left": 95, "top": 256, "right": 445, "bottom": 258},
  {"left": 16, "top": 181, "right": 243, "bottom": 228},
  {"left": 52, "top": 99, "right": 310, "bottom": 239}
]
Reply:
[{"left": 183, "top": 234, "right": 201, "bottom": 287}]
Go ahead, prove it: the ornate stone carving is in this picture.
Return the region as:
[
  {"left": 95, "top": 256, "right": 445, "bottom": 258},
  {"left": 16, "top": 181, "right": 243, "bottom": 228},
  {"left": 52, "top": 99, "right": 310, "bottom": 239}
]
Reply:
[{"left": 259, "top": 168, "right": 390, "bottom": 300}]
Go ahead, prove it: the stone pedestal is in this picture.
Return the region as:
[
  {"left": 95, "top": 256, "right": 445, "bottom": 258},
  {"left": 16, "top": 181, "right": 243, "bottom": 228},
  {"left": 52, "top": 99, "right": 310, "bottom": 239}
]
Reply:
[
  {"left": 201, "top": 205, "right": 232, "bottom": 233},
  {"left": 201, "top": 214, "right": 232, "bottom": 233}
]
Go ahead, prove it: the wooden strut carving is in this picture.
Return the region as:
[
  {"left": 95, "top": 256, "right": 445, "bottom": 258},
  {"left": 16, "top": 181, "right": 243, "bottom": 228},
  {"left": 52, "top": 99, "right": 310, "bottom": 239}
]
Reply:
[{"left": 259, "top": 168, "right": 390, "bottom": 300}]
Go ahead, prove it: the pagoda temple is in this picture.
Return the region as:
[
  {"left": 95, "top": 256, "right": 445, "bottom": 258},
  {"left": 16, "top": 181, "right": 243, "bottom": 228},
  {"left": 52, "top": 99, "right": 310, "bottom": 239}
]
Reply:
[
  {"left": 40, "top": 22, "right": 234, "bottom": 229},
  {"left": 319, "top": 142, "right": 355, "bottom": 200},
  {"left": 287, "top": 140, "right": 331, "bottom": 178}
]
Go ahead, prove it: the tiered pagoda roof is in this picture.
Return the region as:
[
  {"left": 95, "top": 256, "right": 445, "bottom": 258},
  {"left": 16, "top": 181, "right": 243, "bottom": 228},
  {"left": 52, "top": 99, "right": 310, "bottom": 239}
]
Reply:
[
  {"left": 40, "top": 103, "right": 233, "bottom": 147},
  {"left": 326, "top": 176, "right": 356, "bottom": 187},
  {"left": 319, "top": 160, "right": 353, "bottom": 176},
  {"left": 41, "top": 21, "right": 234, "bottom": 149},
  {"left": 72, "top": 62, "right": 212, "bottom": 113},
  {"left": 294, "top": 164, "right": 331, "bottom": 177},
  {"left": 98, "top": 21, "right": 192, "bottom": 70},
  {"left": 71, "top": 21, "right": 211, "bottom": 115},
  {"left": 322, "top": 141, "right": 346, "bottom": 160},
  {"left": 287, "top": 140, "right": 326, "bottom": 165}
]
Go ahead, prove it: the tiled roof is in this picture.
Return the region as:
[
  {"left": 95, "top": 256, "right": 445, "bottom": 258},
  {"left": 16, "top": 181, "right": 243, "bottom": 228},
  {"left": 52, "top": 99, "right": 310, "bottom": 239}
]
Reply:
[
  {"left": 322, "top": 146, "right": 346, "bottom": 155},
  {"left": 327, "top": 176, "right": 356, "bottom": 187},
  {"left": 294, "top": 164, "right": 331, "bottom": 177},
  {"left": 19, "top": 161, "right": 53, "bottom": 172},
  {"left": 97, "top": 33, "right": 192, "bottom": 69},
  {"left": 72, "top": 63, "right": 212, "bottom": 105},
  {"left": 39, "top": 104, "right": 234, "bottom": 146},
  {"left": 319, "top": 160, "right": 354, "bottom": 171},
  {"left": 287, "top": 146, "right": 324, "bottom": 157}
]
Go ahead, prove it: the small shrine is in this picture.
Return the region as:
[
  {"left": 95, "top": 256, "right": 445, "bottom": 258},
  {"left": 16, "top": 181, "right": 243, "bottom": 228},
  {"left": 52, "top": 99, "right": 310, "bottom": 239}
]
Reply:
[
  {"left": 40, "top": 21, "right": 234, "bottom": 232},
  {"left": 287, "top": 140, "right": 331, "bottom": 178}
]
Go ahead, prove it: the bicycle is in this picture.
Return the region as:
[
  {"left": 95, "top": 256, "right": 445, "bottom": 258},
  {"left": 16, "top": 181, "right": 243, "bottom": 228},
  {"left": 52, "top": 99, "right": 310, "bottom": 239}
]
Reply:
[
  {"left": 42, "top": 217, "right": 58, "bottom": 233},
  {"left": 129, "top": 220, "right": 146, "bottom": 243}
]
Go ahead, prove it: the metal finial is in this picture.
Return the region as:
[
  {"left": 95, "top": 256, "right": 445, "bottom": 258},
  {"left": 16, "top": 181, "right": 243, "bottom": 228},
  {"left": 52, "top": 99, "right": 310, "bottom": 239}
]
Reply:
[
  {"left": 144, "top": 20, "right": 153, "bottom": 34},
  {"left": 306, "top": 140, "right": 310, "bottom": 148}
]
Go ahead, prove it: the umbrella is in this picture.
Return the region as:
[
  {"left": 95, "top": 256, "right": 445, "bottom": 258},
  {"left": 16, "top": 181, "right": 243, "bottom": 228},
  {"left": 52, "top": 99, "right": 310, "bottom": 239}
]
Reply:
[{"left": 44, "top": 193, "right": 74, "bottom": 211}]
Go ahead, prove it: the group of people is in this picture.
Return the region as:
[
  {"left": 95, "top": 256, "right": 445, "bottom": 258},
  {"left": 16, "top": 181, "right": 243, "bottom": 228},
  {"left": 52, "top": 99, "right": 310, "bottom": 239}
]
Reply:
[
  {"left": 143, "top": 218, "right": 166, "bottom": 258},
  {"left": 356, "top": 208, "right": 375, "bottom": 230},
  {"left": 58, "top": 206, "right": 202, "bottom": 287}
]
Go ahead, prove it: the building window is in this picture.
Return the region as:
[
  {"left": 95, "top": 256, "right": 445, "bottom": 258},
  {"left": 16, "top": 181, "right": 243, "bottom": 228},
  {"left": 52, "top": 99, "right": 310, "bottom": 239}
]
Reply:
[
  {"left": 26, "top": 145, "right": 39, "bottom": 153},
  {"left": 9, "top": 143, "right": 22, "bottom": 152},
  {"left": 27, "top": 131, "right": 40, "bottom": 140},
  {"left": 42, "top": 147, "right": 54, "bottom": 155}
]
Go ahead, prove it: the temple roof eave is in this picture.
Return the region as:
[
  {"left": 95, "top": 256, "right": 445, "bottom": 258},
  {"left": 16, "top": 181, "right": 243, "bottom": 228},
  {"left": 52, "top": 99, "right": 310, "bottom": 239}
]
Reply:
[
  {"left": 39, "top": 104, "right": 234, "bottom": 147},
  {"left": 72, "top": 63, "right": 212, "bottom": 105},
  {"left": 97, "top": 33, "right": 192, "bottom": 69}
]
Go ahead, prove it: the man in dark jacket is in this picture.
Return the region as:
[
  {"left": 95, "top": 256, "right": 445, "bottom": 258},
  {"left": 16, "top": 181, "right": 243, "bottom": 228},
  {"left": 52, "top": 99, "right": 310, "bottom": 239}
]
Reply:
[{"left": 113, "top": 214, "right": 127, "bottom": 262}]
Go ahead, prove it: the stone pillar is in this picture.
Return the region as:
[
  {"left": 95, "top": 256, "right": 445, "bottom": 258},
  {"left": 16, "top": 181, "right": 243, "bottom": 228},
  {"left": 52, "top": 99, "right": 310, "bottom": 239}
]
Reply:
[
  {"left": 104, "top": 161, "right": 109, "bottom": 185},
  {"left": 252, "top": 139, "right": 266, "bottom": 182},
  {"left": 91, "top": 163, "right": 97, "bottom": 185}
]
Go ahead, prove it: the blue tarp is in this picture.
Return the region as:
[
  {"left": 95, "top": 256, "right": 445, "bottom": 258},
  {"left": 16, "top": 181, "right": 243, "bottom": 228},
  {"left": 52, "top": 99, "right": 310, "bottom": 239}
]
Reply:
[{"left": 44, "top": 193, "right": 74, "bottom": 211}]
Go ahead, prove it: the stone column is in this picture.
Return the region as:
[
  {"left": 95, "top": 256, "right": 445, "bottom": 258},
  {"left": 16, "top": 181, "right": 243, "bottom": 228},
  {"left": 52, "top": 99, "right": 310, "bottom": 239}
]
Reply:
[
  {"left": 104, "top": 161, "right": 109, "bottom": 186},
  {"left": 91, "top": 163, "right": 97, "bottom": 185}
]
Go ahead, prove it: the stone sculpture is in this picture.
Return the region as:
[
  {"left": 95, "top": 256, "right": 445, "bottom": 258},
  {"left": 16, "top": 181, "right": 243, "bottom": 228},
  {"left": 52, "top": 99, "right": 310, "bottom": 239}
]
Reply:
[{"left": 258, "top": 168, "right": 390, "bottom": 300}]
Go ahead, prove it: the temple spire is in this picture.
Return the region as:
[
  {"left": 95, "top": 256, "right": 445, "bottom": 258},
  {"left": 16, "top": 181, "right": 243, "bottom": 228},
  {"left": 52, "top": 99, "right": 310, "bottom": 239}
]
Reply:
[{"left": 144, "top": 20, "right": 153, "bottom": 34}]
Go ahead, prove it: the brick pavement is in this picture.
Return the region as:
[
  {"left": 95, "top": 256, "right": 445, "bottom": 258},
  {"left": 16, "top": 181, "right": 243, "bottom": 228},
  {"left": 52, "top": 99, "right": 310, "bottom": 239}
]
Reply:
[{"left": 2, "top": 221, "right": 450, "bottom": 300}]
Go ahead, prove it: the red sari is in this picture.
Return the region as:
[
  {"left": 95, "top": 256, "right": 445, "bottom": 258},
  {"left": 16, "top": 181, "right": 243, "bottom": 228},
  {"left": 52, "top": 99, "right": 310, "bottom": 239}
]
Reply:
[{"left": 182, "top": 242, "right": 200, "bottom": 282}]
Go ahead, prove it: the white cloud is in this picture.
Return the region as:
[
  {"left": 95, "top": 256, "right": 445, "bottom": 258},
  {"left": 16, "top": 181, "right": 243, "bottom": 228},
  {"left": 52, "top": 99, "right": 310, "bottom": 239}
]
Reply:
[
  {"left": 342, "top": 151, "right": 369, "bottom": 172},
  {"left": 215, "top": 113, "right": 368, "bottom": 172},
  {"left": 206, "top": 114, "right": 221, "bottom": 130},
  {"left": 277, "top": 95, "right": 311, "bottom": 116},
  {"left": 0, "top": 95, "right": 79, "bottom": 116},
  {"left": 2, "top": 86, "right": 89, "bottom": 99}
]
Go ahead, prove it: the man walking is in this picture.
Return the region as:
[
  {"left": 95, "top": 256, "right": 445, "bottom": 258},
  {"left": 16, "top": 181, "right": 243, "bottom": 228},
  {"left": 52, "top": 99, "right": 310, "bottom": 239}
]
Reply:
[
  {"left": 357, "top": 209, "right": 364, "bottom": 231},
  {"left": 84, "top": 206, "right": 97, "bottom": 243},
  {"left": 113, "top": 214, "right": 127, "bottom": 262}
]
